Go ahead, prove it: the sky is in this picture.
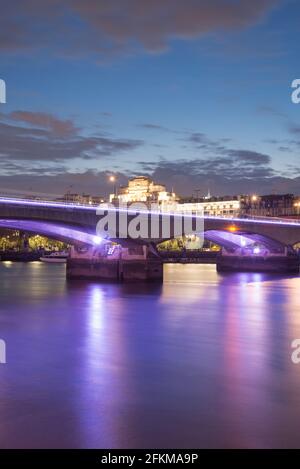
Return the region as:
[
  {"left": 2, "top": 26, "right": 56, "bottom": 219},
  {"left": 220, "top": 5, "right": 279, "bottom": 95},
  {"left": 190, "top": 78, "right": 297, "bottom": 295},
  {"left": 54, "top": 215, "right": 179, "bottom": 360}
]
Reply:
[{"left": 0, "top": 0, "right": 300, "bottom": 197}]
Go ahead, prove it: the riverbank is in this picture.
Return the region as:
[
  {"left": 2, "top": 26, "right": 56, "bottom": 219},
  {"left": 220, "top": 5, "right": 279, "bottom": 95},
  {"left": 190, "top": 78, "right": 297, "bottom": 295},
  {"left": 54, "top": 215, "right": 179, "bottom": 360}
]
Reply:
[
  {"left": 0, "top": 250, "right": 219, "bottom": 264},
  {"left": 0, "top": 251, "right": 47, "bottom": 262},
  {"left": 159, "top": 250, "right": 218, "bottom": 263}
]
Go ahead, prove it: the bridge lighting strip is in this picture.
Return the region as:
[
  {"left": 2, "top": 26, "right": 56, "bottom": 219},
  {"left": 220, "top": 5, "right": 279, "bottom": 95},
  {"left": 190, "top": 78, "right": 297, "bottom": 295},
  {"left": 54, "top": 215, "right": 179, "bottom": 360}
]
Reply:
[
  {"left": 0, "top": 196, "right": 98, "bottom": 211},
  {"left": 0, "top": 196, "right": 300, "bottom": 227}
]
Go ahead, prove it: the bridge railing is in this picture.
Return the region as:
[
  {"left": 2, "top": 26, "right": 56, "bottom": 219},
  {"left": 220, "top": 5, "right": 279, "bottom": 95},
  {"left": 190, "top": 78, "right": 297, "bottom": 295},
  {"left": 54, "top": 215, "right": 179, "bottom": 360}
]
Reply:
[
  {"left": 237, "top": 214, "right": 300, "bottom": 225},
  {"left": 0, "top": 194, "right": 99, "bottom": 209}
]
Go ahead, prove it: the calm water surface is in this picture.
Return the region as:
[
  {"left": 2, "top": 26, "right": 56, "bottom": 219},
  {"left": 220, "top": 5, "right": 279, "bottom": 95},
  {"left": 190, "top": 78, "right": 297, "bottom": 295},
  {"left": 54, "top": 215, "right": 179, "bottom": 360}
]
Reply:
[{"left": 0, "top": 261, "right": 300, "bottom": 448}]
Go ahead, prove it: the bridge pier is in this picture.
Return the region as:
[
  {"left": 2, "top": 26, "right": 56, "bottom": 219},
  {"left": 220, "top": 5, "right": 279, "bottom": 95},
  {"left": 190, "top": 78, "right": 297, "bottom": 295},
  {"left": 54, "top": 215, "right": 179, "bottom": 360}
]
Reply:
[
  {"left": 216, "top": 247, "right": 300, "bottom": 273},
  {"left": 66, "top": 244, "right": 163, "bottom": 282}
]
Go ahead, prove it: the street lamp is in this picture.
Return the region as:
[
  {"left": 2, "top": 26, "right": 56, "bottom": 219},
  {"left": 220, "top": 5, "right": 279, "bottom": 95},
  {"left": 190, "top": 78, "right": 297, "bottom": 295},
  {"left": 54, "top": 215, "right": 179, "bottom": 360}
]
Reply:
[
  {"left": 109, "top": 175, "right": 117, "bottom": 199},
  {"left": 294, "top": 202, "right": 300, "bottom": 217},
  {"left": 251, "top": 195, "right": 258, "bottom": 216}
]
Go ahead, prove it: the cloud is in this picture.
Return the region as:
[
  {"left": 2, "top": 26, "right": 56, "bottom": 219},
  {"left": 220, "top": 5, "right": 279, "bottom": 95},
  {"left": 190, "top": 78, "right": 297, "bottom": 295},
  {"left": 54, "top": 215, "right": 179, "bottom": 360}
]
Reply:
[
  {"left": 0, "top": 170, "right": 129, "bottom": 198},
  {"left": 187, "top": 131, "right": 230, "bottom": 153},
  {"left": 189, "top": 132, "right": 208, "bottom": 144},
  {"left": 145, "top": 160, "right": 299, "bottom": 196},
  {"left": 289, "top": 124, "right": 300, "bottom": 135},
  {"left": 139, "top": 153, "right": 274, "bottom": 181},
  {"left": 186, "top": 131, "right": 271, "bottom": 167},
  {"left": 0, "top": 0, "right": 278, "bottom": 58},
  {"left": 139, "top": 123, "right": 170, "bottom": 131},
  {"left": 226, "top": 149, "right": 270, "bottom": 165},
  {"left": 134, "top": 134, "right": 277, "bottom": 194},
  {"left": 0, "top": 112, "right": 279, "bottom": 195},
  {"left": 0, "top": 166, "right": 298, "bottom": 199},
  {"left": 0, "top": 111, "right": 143, "bottom": 166},
  {"left": 9, "top": 111, "right": 79, "bottom": 138},
  {"left": 0, "top": 110, "right": 296, "bottom": 198},
  {"left": 138, "top": 123, "right": 182, "bottom": 135}
]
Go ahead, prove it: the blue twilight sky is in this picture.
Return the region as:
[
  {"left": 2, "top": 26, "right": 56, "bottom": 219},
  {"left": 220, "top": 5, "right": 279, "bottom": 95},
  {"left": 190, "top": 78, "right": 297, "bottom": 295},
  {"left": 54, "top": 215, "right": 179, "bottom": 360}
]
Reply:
[{"left": 0, "top": 0, "right": 299, "bottom": 196}]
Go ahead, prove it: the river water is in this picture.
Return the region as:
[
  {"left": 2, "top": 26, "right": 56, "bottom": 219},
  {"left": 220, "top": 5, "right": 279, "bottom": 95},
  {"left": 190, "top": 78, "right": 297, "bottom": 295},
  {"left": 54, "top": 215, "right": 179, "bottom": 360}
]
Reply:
[{"left": 0, "top": 262, "right": 300, "bottom": 448}]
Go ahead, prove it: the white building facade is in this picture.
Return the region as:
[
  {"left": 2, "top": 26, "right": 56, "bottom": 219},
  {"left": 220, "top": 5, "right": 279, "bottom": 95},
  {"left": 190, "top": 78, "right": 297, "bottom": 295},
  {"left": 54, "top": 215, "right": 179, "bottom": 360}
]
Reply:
[
  {"left": 110, "top": 176, "right": 178, "bottom": 207},
  {"left": 109, "top": 176, "right": 240, "bottom": 217},
  {"left": 177, "top": 199, "right": 240, "bottom": 217}
]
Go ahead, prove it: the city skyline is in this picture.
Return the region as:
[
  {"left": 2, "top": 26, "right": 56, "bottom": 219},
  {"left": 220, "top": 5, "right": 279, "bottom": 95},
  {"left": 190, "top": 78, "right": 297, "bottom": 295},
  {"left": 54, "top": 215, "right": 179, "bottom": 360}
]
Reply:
[
  {"left": 1, "top": 2, "right": 300, "bottom": 455},
  {"left": 1, "top": 0, "right": 300, "bottom": 197}
]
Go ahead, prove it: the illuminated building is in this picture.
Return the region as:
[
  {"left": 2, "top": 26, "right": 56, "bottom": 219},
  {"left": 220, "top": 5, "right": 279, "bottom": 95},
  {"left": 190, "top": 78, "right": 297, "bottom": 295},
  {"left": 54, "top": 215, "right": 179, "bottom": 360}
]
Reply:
[
  {"left": 177, "top": 197, "right": 240, "bottom": 217},
  {"left": 240, "top": 194, "right": 297, "bottom": 217},
  {"left": 59, "top": 193, "right": 105, "bottom": 205},
  {"left": 110, "top": 176, "right": 178, "bottom": 208}
]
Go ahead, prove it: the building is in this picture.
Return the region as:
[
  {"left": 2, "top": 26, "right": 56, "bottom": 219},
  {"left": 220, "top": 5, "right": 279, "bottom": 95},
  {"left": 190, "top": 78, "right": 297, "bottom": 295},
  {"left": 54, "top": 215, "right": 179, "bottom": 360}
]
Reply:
[
  {"left": 177, "top": 196, "right": 240, "bottom": 217},
  {"left": 109, "top": 175, "right": 300, "bottom": 219},
  {"left": 110, "top": 176, "right": 178, "bottom": 208},
  {"left": 110, "top": 178, "right": 240, "bottom": 216},
  {"left": 178, "top": 194, "right": 300, "bottom": 218},
  {"left": 240, "top": 194, "right": 297, "bottom": 218},
  {"left": 58, "top": 193, "right": 105, "bottom": 205}
]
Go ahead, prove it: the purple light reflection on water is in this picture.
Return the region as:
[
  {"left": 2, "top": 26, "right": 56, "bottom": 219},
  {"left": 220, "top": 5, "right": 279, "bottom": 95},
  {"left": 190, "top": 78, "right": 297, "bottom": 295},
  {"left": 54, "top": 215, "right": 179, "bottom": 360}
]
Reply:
[{"left": 0, "top": 263, "right": 300, "bottom": 448}]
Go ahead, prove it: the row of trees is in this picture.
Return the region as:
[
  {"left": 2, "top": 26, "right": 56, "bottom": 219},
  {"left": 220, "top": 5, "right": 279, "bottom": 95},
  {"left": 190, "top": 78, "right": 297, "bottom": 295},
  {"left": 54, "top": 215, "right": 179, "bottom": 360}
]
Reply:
[{"left": 0, "top": 230, "right": 66, "bottom": 251}]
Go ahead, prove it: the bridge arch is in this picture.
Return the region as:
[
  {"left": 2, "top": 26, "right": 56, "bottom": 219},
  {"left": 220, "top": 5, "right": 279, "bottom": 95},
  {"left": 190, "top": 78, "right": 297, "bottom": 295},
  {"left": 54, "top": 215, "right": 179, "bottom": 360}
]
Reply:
[
  {"left": 203, "top": 230, "right": 255, "bottom": 250},
  {"left": 0, "top": 219, "right": 102, "bottom": 246},
  {"left": 0, "top": 198, "right": 300, "bottom": 250},
  {"left": 203, "top": 229, "right": 286, "bottom": 252}
]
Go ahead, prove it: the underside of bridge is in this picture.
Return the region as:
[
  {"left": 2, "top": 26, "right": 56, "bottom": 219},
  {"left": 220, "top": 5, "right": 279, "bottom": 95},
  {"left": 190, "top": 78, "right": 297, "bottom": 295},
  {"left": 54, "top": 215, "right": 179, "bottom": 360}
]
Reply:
[
  {"left": 0, "top": 218, "right": 299, "bottom": 277},
  {"left": 0, "top": 219, "right": 102, "bottom": 246},
  {"left": 203, "top": 230, "right": 287, "bottom": 253},
  {"left": 202, "top": 229, "right": 299, "bottom": 274},
  {"left": 0, "top": 218, "right": 292, "bottom": 252}
]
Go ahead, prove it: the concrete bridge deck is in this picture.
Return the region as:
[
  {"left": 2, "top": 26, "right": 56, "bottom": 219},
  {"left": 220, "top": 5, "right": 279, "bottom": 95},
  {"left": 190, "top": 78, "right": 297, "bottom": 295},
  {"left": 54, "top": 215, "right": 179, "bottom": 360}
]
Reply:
[{"left": 0, "top": 196, "right": 300, "bottom": 249}]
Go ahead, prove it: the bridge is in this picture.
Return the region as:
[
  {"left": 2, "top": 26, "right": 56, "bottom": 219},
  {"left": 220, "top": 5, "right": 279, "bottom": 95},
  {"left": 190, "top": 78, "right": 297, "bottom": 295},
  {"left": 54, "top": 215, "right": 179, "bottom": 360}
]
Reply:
[{"left": 0, "top": 195, "right": 299, "bottom": 279}]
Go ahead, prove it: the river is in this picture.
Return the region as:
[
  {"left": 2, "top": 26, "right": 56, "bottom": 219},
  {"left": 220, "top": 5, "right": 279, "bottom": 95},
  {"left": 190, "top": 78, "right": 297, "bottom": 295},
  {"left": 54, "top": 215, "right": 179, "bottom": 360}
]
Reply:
[{"left": 0, "top": 262, "right": 300, "bottom": 448}]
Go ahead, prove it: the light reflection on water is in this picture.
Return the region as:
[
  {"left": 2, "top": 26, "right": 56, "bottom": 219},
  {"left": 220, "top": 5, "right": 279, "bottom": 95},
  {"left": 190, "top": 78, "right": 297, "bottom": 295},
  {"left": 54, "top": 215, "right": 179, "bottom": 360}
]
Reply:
[{"left": 0, "top": 262, "right": 300, "bottom": 448}]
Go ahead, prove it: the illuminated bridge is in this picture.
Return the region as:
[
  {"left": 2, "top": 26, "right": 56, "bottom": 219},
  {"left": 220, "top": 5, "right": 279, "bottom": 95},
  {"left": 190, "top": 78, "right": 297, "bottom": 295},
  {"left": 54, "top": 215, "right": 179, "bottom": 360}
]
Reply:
[
  {"left": 0, "top": 195, "right": 299, "bottom": 278},
  {"left": 0, "top": 195, "right": 300, "bottom": 249}
]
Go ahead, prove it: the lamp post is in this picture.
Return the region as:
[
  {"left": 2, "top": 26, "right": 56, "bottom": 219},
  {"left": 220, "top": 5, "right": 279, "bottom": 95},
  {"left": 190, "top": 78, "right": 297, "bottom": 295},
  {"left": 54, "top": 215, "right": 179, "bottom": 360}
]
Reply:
[
  {"left": 251, "top": 195, "right": 258, "bottom": 216},
  {"left": 109, "top": 175, "right": 117, "bottom": 199}
]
